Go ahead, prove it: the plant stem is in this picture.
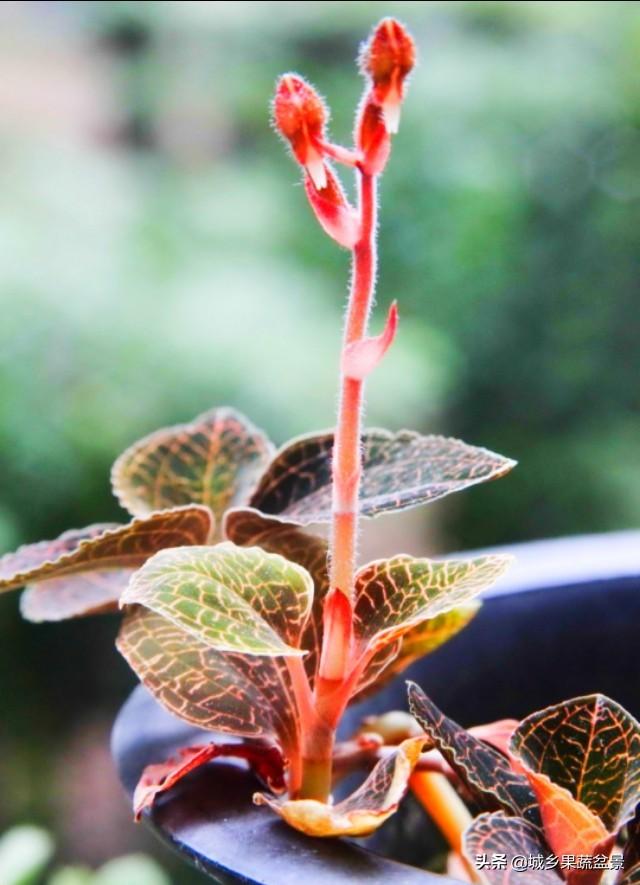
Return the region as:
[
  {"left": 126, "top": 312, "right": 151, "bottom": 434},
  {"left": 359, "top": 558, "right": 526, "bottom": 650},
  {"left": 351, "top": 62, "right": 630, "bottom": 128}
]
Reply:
[
  {"left": 317, "top": 170, "right": 378, "bottom": 690},
  {"left": 328, "top": 170, "right": 378, "bottom": 605},
  {"left": 410, "top": 771, "right": 481, "bottom": 883},
  {"left": 295, "top": 172, "right": 378, "bottom": 803}
]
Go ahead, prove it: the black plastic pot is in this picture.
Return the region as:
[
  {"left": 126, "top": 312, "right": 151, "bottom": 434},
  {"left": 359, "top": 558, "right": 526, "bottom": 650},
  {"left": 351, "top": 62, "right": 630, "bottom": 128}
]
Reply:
[{"left": 112, "top": 530, "right": 640, "bottom": 884}]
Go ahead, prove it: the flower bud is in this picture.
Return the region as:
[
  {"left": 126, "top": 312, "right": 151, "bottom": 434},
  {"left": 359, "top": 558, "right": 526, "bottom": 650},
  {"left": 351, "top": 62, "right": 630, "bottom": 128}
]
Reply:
[
  {"left": 355, "top": 99, "right": 391, "bottom": 176},
  {"left": 304, "top": 164, "right": 359, "bottom": 249},
  {"left": 273, "top": 74, "right": 328, "bottom": 188},
  {"left": 360, "top": 18, "right": 416, "bottom": 134}
]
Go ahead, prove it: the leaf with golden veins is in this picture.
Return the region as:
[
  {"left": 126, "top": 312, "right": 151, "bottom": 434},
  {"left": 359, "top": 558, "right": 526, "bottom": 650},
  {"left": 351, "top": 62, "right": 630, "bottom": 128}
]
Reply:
[
  {"left": 511, "top": 694, "right": 640, "bottom": 835},
  {"left": 111, "top": 408, "right": 274, "bottom": 532},
  {"left": 249, "top": 429, "right": 515, "bottom": 526},
  {"left": 464, "top": 812, "right": 562, "bottom": 884},
  {"left": 0, "top": 506, "right": 213, "bottom": 620},
  {"left": 254, "top": 737, "right": 425, "bottom": 837},
  {"left": 353, "top": 554, "right": 510, "bottom": 654},
  {"left": 120, "top": 542, "right": 313, "bottom": 657},
  {"left": 408, "top": 683, "right": 540, "bottom": 826},
  {"left": 224, "top": 507, "right": 329, "bottom": 683},
  {"left": 117, "top": 606, "right": 299, "bottom": 753},
  {"left": 351, "top": 603, "right": 480, "bottom": 703}
]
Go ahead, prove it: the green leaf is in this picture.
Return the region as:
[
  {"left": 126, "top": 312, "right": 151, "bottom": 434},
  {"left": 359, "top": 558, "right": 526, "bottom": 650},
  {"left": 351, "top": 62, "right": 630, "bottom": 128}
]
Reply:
[
  {"left": 511, "top": 694, "right": 640, "bottom": 834},
  {"left": 0, "top": 826, "right": 54, "bottom": 885},
  {"left": 224, "top": 507, "right": 329, "bottom": 683},
  {"left": 117, "top": 606, "right": 298, "bottom": 751},
  {"left": 249, "top": 429, "right": 515, "bottom": 526},
  {"left": 255, "top": 736, "right": 425, "bottom": 837},
  {"left": 351, "top": 603, "right": 480, "bottom": 702},
  {"left": 354, "top": 554, "right": 510, "bottom": 653},
  {"left": 0, "top": 507, "right": 213, "bottom": 621},
  {"left": 111, "top": 408, "right": 274, "bottom": 532},
  {"left": 463, "top": 812, "right": 561, "bottom": 884},
  {"left": 120, "top": 542, "right": 313, "bottom": 656},
  {"left": 407, "top": 683, "right": 540, "bottom": 825}
]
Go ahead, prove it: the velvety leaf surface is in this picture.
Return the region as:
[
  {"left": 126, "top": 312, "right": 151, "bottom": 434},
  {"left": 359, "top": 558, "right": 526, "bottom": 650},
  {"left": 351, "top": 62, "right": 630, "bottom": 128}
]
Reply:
[
  {"left": 120, "top": 542, "right": 313, "bottom": 657},
  {"left": 354, "top": 555, "right": 509, "bottom": 653},
  {"left": 224, "top": 507, "right": 329, "bottom": 683},
  {"left": 249, "top": 430, "right": 516, "bottom": 525},
  {"left": 117, "top": 607, "right": 298, "bottom": 752},
  {"left": 20, "top": 569, "right": 131, "bottom": 622},
  {"left": 254, "top": 737, "right": 425, "bottom": 837},
  {"left": 351, "top": 604, "right": 480, "bottom": 703},
  {"left": 511, "top": 694, "right": 640, "bottom": 833},
  {"left": 464, "top": 812, "right": 562, "bottom": 884},
  {"left": 111, "top": 408, "right": 274, "bottom": 530},
  {"left": 408, "top": 683, "right": 540, "bottom": 825},
  {"left": 133, "top": 742, "right": 285, "bottom": 821},
  {"left": 0, "top": 507, "right": 213, "bottom": 608}
]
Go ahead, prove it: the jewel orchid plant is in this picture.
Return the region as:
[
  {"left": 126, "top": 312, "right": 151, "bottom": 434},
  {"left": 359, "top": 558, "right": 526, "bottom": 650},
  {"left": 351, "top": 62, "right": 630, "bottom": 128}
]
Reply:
[
  {"left": 0, "top": 19, "right": 517, "bottom": 839},
  {"left": 407, "top": 684, "right": 640, "bottom": 884}
]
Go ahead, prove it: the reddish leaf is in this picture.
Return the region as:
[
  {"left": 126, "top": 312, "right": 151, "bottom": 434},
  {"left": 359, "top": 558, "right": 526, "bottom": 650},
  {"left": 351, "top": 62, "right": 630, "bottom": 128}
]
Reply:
[
  {"left": 117, "top": 606, "right": 299, "bottom": 754},
  {"left": 111, "top": 408, "right": 274, "bottom": 532},
  {"left": 469, "top": 719, "right": 519, "bottom": 759},
  {"left": 407, "top": 683, "right": 540, "bottom": 826},
  {"left": 463, "top": 812, "right": 562, "bottom": 884},
  {"left": 524, "top": 770, "right": 612, "bottom": 862},
  {"left": 249, "top": 430, "right": 516, "bottom": 526},
  {"left": 0, "top": 507, "right": 213, "bottom": 621},
  {"left": 21, "top": 569, "right": 130, "bottom": 622},
  {"left": 134, "top": 742, "right": 285, "bottom": 821},
  {"left": 254, "top": 737, "right": 424, "bottom": 837}
]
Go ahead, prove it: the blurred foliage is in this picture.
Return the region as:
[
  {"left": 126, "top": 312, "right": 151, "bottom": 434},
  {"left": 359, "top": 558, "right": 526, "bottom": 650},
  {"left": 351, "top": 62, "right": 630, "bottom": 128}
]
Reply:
[
  {"left": 0, "top": 0, "right": 638, "bottom": 878},
  {"left": 0, "top": 827, "right": 169, "bottom": 885}
]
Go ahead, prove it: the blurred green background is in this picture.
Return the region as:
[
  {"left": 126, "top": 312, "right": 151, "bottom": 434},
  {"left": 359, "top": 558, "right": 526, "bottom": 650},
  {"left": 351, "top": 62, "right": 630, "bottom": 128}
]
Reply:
[{"left": 1, "top": 1, "right": 638, "bottom": 880}]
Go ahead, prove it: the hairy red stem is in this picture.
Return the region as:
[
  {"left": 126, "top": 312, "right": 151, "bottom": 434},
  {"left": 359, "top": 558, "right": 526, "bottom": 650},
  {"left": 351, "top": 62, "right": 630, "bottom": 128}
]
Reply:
[
  {"left": 294, "top": 172, "right": 379, "bottom": 800},
  {"left": 316, "top": 171, "right": 377, "bottom": 695}
]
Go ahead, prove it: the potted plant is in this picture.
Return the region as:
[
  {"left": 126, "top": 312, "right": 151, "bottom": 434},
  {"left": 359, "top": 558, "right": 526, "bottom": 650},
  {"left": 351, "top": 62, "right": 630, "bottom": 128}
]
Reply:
[{"left": 3, "top": 16, "right": 640, "bottom": 885}]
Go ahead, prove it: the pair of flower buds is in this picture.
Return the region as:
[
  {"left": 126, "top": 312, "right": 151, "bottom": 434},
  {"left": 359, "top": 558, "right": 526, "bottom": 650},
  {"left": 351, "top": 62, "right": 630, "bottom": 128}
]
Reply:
[{"left": 273, "top": 18, "right": 416, "bottom": 249}]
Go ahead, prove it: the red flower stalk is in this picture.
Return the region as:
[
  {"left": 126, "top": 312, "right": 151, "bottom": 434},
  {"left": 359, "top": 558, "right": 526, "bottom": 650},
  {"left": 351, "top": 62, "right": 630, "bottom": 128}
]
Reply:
[
  {"left": 268, "top": 17, "right": 417, "bottom": 804},
  {"left": 273, "top": 73, "right": 328, "bottom": 189},
  {"left": 359, "top": 18, "right": 416, "bottom": 134}
]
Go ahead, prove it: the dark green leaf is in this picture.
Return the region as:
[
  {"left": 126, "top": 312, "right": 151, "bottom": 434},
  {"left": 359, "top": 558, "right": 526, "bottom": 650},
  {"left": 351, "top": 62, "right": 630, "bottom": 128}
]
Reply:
[
  {"left": 408, "top": 682, "right": 541, "bottom": 826},
  {"left": 512, "top": 694, "right": 640, "bottom": 833},
  {"left": 463, "top": 812, "right": 561, "bottom": 884},
  {"left": 249, "top": 429, "right": 516, "bottom": 526}
]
